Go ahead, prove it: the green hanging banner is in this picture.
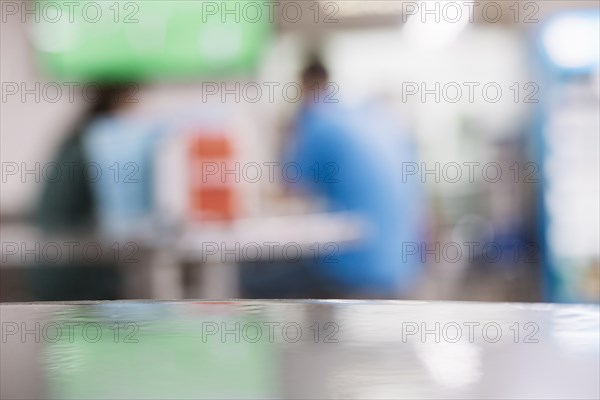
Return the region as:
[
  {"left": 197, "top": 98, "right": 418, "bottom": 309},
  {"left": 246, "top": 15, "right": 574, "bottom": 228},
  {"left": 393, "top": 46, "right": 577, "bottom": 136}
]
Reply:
[{"left": 31, "top": 1, "right": 273, "bottom": 81}]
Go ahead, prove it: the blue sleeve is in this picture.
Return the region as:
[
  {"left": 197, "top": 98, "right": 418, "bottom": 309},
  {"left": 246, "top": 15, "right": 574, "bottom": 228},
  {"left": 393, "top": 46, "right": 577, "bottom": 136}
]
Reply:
[{"left": 285, "top": 117, "right": 330, "bottom": 191}]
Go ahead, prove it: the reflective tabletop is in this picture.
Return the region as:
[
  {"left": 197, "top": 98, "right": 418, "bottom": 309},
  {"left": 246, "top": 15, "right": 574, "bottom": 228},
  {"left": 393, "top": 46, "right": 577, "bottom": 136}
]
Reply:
[{"left": 1, "top": 300, "right": 598, "bottom": 399}]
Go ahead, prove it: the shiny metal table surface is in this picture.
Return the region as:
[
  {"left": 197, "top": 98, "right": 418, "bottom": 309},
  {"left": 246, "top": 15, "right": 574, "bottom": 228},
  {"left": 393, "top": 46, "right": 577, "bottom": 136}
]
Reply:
[{"left": 1, "top": 300, "right": 598, "bottom": 399}]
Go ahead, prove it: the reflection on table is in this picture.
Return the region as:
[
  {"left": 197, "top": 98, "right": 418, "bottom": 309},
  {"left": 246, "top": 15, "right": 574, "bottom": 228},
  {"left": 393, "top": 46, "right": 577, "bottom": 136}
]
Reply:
[{"left": 1, "top": 300, "right": 598, "bottom": 399}]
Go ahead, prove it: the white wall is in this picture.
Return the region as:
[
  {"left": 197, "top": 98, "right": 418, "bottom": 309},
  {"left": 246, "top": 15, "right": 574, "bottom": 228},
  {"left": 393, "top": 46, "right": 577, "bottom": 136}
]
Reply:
[{"left": 1, "top": 17, "right": 85, "bottom": 217}]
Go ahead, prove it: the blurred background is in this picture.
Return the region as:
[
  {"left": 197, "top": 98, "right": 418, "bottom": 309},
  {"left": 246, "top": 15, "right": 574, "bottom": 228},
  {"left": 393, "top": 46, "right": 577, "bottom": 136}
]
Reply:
[{"left": 1, "top": 0, "right": 598, "bottom": 303}]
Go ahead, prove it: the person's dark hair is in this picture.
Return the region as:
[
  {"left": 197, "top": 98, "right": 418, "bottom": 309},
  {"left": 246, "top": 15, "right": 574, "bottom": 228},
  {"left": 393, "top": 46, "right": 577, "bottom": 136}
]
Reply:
[
  {"left": 88, "top": 83, "right": 129, "bottom": 115},
  {"left": 301, "top": 59, "right": 328, "bottom": 87},
  {"left": 63, "top": 82, "right": 131, "bottom": 144}
]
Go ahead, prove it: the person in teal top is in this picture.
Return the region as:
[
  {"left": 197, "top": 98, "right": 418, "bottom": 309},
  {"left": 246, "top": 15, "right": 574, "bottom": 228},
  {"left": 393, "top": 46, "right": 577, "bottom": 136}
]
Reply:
[{"left": 33, "top": 85, "right": 131, "bottom": 300}]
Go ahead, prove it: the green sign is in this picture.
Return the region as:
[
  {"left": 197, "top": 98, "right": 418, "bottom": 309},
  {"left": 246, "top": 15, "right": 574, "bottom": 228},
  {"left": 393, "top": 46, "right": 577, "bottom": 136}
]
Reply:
[{"left": 32, "top": 1, "right": 273, "bottom": 81}]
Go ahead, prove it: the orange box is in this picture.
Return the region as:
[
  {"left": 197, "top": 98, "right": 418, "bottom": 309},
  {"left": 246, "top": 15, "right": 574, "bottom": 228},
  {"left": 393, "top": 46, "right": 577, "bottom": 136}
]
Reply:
[{"left": 188, "top": 134, "right": 236, "bottom": 221}]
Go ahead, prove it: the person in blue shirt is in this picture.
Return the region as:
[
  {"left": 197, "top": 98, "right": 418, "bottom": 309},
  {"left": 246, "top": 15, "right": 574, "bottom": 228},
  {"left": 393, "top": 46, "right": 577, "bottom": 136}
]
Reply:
[{"left": 241, "top": 59, "right": 425, "bottom": 299}]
